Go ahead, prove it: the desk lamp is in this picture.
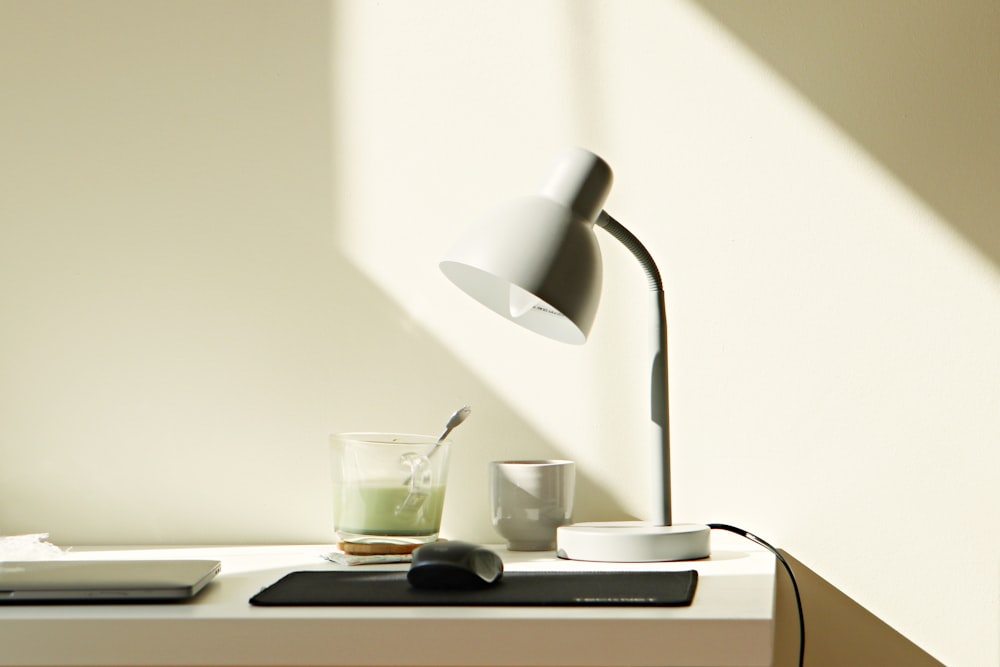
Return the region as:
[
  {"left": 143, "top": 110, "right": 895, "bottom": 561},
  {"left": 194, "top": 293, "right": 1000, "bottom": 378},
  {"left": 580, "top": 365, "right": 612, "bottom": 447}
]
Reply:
[{"left": 440, "top": 147, "right": 710, "bottom": 562}]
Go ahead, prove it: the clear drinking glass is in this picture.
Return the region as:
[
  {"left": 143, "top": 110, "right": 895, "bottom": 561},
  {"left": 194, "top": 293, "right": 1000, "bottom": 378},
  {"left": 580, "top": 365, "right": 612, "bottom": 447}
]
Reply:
[{"left": 330, "top": 433, "right": 451, "bottom": 546}]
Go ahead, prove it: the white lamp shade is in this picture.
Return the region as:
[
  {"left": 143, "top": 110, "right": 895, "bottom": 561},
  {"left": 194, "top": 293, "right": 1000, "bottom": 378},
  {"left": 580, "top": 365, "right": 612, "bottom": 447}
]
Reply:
[{"left": 440, "top": 148, "right": 614, "bottom": 344}]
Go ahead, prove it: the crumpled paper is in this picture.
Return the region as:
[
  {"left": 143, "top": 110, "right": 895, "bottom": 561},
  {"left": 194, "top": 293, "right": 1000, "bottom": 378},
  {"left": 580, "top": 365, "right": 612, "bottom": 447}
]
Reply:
[{"left": 0, "top": 533, "right": 65, "bottom": 561}]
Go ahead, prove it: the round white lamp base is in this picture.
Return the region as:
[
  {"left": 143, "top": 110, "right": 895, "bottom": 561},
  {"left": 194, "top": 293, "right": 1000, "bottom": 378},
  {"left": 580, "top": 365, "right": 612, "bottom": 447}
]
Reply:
[{"left": 556, "top": 522, "right": 711, "bottom": 562}]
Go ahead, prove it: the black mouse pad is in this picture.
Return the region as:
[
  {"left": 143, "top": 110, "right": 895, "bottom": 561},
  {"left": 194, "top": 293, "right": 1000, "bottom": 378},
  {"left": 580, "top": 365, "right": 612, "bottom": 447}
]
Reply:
[{"left": 249, "top": 570, "right": 698, "bottom": 607}]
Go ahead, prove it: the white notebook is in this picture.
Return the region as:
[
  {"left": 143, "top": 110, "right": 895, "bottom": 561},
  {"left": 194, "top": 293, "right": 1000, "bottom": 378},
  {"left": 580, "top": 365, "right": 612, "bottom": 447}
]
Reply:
[{"left": 0, "top": 559, "right": 221, "bottom": 603}]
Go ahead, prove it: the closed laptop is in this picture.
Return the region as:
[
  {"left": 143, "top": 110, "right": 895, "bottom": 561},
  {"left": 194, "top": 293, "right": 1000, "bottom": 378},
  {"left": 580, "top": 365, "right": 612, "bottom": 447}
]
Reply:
[{"left": 0, "top": 559, "right": 221, "bottom": 603}]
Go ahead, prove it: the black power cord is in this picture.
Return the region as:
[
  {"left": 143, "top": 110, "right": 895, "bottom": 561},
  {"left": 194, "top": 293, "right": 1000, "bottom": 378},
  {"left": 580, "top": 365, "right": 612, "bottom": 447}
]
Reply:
[{"left": 708, "top": 523, "right": 805, "bottom": 667}]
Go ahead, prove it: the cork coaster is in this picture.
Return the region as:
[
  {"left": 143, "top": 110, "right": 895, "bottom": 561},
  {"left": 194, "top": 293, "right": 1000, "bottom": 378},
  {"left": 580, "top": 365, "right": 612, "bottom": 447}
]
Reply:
[{"left": 338, "top": 540, "right": 444, "bottom": 556}]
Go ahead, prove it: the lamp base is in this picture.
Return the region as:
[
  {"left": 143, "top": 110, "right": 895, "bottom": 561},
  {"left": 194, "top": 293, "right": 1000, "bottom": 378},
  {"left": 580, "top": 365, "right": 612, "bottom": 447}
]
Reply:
[{"left": 556, "top": 521, "right": 711, "bottom": 562}]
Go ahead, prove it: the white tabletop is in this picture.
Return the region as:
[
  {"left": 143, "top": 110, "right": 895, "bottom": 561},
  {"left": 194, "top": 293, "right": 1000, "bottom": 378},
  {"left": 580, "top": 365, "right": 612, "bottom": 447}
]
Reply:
[{"left": 0, "top": 532, "right": 775, "bottom": 667}]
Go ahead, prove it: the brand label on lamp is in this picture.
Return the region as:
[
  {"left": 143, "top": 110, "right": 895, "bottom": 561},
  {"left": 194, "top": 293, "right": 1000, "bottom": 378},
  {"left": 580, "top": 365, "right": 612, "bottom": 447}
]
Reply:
[{"left": 531, "top": 304, "right": 564, "bottom": 318}]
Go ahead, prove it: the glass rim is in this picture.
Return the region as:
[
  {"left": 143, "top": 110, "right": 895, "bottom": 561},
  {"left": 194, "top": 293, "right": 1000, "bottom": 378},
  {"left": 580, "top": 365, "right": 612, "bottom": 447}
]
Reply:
[{"left": 331, "top": 432, "right": 451, "bottom": 446}]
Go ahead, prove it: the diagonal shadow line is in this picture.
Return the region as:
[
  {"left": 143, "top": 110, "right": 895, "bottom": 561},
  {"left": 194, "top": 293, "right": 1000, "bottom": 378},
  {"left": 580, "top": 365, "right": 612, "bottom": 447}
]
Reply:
[
  {"left": 321, "top": 245, "right": 635, "bottom": 533},
  {"left": 324, "top": 3, "right": 630, "bottom": 535},
  {"left": 694, "top": 0, "right": 1000, "bottom": 270}
]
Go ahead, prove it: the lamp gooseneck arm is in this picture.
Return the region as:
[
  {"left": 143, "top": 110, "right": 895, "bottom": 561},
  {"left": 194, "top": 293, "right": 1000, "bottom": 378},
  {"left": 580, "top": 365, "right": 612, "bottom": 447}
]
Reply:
[{"left": 595, "top": 211, "right": 672, "bottom": 526}]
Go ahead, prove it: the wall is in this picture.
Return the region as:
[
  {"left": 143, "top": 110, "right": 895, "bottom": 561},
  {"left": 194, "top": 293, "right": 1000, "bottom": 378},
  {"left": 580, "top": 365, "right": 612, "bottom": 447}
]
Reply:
[
  {"left": 1, "top": 0, "right": 340, "bottom": 543},
  {"left": 1, "top": 2, "right": 997, "bottom": 665}
]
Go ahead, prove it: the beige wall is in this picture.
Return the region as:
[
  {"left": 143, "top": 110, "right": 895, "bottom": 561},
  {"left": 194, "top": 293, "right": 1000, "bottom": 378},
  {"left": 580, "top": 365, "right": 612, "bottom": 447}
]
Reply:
[{"left": 1, "top": 2, "right": 997, "bottom": 665}]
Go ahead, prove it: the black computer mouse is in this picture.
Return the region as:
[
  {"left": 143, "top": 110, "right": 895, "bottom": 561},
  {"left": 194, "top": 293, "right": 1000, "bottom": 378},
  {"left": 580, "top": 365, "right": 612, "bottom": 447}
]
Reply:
[{"left": 407, "top": 541, "right": 504, "bottom": 590}]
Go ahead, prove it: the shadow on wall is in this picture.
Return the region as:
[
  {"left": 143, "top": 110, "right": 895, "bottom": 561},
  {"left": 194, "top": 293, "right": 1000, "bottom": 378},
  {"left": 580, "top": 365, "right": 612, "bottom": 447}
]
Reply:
[
  {"left": 321, "top": 256, "right": 633, "bottom": 542},
  {"left": 694, "top": 0, "right": 1000, "bottom": 269},
  {"left": 323, "top": 4, "right": 630, "bottom": 539},
  {"left": 774, "top": 551, "right": 943, "bottom": 667},
  {"left": 0, "top": 0, "right": 632, "bottom": 545}
]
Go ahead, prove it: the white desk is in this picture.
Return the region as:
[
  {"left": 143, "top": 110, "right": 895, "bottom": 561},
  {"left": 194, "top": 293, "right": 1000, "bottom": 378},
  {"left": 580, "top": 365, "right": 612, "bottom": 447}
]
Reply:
[{"left": 0, "top": 532, "right": 774, "bottom": 667}]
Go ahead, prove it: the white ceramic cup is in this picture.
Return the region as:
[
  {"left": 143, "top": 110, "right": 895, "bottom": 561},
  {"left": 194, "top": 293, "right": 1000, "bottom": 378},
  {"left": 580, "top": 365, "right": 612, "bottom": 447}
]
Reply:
[{"left": 490, "top": 460, "right": 575, "bottom": 551}]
